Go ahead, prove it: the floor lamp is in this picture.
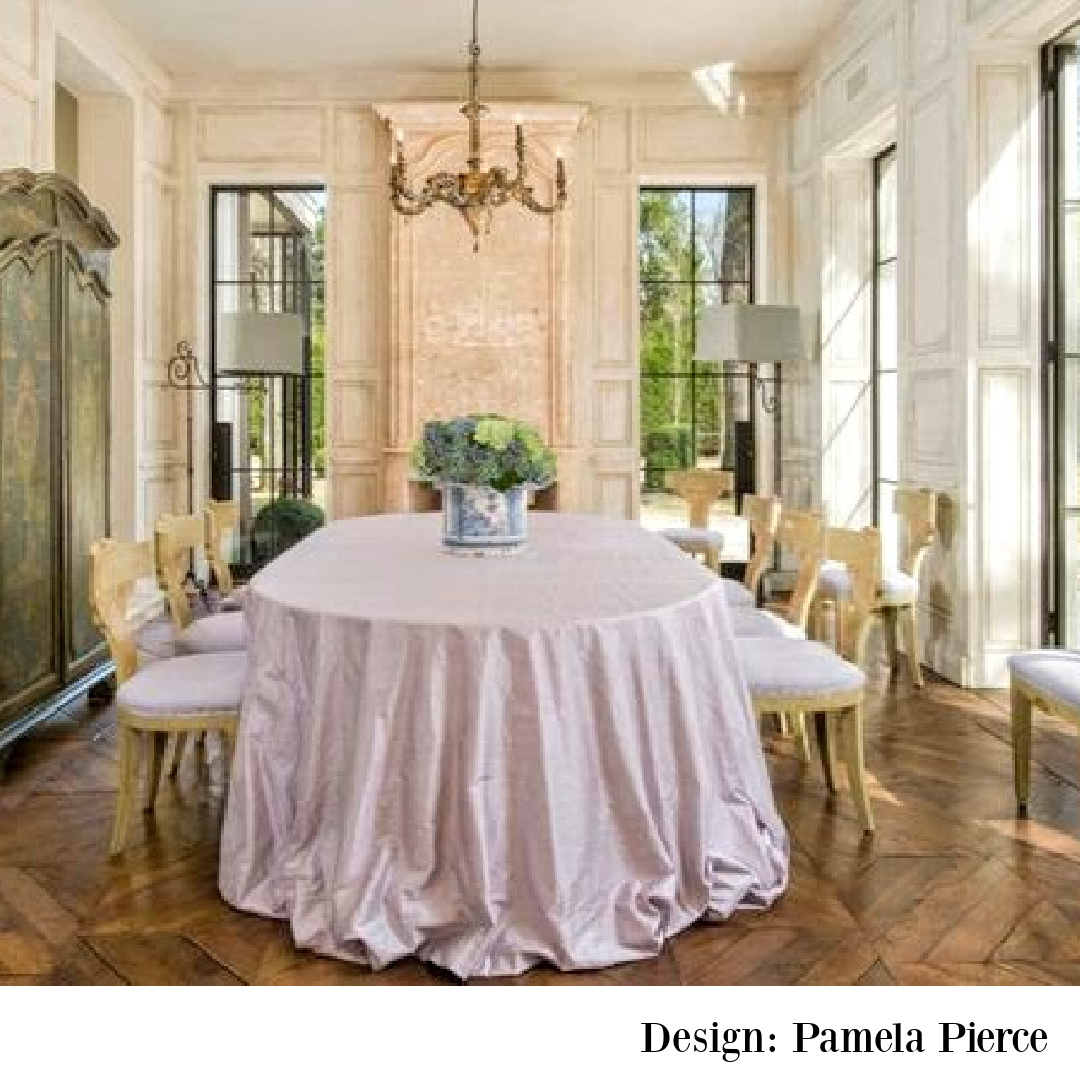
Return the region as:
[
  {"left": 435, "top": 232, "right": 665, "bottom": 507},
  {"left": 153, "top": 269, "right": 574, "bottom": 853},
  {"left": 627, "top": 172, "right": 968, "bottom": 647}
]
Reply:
[{"left": 695, "top": 303, "right": 804, "bottom": 499}]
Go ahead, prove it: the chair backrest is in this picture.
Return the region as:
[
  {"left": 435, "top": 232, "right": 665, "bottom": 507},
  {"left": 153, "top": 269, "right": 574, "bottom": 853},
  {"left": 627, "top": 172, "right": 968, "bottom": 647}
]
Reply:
[
  {"left": 156, "top": 512, "right": 206, "bottom": 631},
  {"left": 776, "top": 509, "right": 824, "bottom": 630},
  {"left": 742, "top": 494, "right": 781, "bottom": 593},
  {"left": 824, "top": 525, "right": 882, "bottom": 665},
  {"left": 204, "top": 499, "right": 240, "bottom": 594},
  {"left": 894, "top": 487, "right": 937, "bottom": 579},
  {"left": 89, "top": 539, "right": 156, "bottom": 684},
  {"left": 665, "top": 468, "right": 734, "bottom": 528}
]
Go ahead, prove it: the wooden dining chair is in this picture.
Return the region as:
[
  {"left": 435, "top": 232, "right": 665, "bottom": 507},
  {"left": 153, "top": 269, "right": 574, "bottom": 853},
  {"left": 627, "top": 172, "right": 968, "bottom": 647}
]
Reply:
[
  {"left": 659, "top": 468, "right": 734, "bottom": 572},
  {"left": 729, "top": 509, "right": 822, "bottom": 640},
  {"left": 814, "top": 488, "right": 936, "bottom": 685},
  {"left": 156, "top": 513, "right": 248, "bottom": 654},
  {"left": 204, "top": 499, "right": 246, "bottom": 609},
  {"left": 736, "top": 526, "right": 881, "bottom": 834},
  {"left": 722, "top": 493, "right": 781, "bottom": 608},
  {"left": 90, "top": 539, "right": 244, "bottom": 855}
]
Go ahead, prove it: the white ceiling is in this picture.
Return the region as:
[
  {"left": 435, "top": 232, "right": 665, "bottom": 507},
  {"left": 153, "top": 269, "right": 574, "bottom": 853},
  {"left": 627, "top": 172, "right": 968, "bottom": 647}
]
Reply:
[{"left": 96, "top": 0, "right": 849, "bottom": 76}]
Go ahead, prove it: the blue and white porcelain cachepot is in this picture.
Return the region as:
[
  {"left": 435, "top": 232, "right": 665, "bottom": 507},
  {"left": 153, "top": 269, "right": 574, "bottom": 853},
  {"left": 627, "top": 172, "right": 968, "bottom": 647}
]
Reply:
[{"left": 441, "top": 482, "right": 527, "bottom": 550}]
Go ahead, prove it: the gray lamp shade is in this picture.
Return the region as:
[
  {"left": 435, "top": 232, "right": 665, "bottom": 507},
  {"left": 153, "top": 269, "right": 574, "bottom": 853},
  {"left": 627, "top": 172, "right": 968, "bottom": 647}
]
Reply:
[
  {"left": 696, "top": 303, "right": 804, "bottom": 366},
  {"left": 217, "top": 312, "right": 304, "bottom": 376}
]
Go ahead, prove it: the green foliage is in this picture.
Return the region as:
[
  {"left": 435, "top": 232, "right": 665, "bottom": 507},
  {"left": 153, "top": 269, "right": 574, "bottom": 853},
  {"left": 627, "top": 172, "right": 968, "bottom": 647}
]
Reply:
[
  {"left": 411, "top": 415, "right": 557, "bottom": 492},
  {"left": 252, "top": 497, "right": 325, "bottom": 566}
]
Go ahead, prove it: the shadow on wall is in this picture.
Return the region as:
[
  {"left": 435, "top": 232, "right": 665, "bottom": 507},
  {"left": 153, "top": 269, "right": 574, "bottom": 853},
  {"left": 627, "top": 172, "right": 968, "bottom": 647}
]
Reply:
[{"left": 924, "top": 492, "right": 956, "bottom": 675}]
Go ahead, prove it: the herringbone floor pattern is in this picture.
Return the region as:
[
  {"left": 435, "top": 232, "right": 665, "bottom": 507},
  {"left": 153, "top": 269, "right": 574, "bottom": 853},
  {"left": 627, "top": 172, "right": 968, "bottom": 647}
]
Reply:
[{"left": 1, "top": 656, "right": 1078, "bottom": 985}]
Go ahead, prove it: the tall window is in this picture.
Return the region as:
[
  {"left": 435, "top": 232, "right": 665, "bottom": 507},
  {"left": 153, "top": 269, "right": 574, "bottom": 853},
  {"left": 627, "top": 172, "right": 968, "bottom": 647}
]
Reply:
[
  {"left": 639, "top": 187, "right": 755, "bottom": 531},
  {"left": 873, "top": 148, "right": 899, "bottom": 566},
  {"left": 1047, "top": 35, "right": 1080, "bottom": 646},
  {"left": 210, "top": 186, "right": 326, "bottom": 571}
]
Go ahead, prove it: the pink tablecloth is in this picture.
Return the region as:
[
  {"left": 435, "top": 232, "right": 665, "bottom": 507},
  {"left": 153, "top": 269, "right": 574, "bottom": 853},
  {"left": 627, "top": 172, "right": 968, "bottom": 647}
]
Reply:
[{"left": 219, "top": 513, "right": 788, "bottom": 977}]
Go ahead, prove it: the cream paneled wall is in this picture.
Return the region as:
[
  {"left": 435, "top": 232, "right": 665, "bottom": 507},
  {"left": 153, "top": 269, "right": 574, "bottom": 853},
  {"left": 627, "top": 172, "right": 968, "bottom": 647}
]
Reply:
[
  {"left": 171, "top": 72, "right": 791, "bottom": 521},
  {"left": 790, "top": 0, "right": 1074, "bottom": 686},
  {"left": 0, "top": 0, "right": 180, "bottom": 541}
]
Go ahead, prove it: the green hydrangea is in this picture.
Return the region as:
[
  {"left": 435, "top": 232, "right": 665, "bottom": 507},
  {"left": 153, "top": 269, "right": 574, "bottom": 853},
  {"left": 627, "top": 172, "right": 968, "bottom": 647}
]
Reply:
[{"left": 409, "top": 414, "right": 557, "bottom": 492}]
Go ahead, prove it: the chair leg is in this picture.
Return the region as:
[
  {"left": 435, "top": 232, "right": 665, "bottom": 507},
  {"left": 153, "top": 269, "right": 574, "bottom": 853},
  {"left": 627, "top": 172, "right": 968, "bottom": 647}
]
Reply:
[
  {"left": 792, "top": 712, "right": 812, "bottom": 764},
  {"left": 110, "top": 725, "right": 139, "bottom": 856},
  {"left": 902, "top": 604, "right": 924, "bottom": 688},
  {"left": 1011, "top": 680, "right": 1033, "bottom": 817},
  {"left": 145, "top": 732, "right": 167, "bottom": 811},
  {"left": 838, "top": 703, "right": 874, "bottom": 835},
  {"left": 221, "top": 727, "right": 237, "bottom": 782},
  {"left": 814, "top": 712, "right": 837, "bottom": 794},
  {"left": 881, "top": 607, "right": 899, "bottom": 680},
  {"left": 834, "top": 601, "right": 847, "bottom": 658},
  {"left": 168, "top": 733, "right": 189, "bottom": 779}
]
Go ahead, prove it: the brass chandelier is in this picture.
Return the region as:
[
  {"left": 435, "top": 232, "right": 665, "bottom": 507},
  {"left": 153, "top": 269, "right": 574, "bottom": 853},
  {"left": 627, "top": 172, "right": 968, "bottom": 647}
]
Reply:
[{"left": 389, "top": 0, "right": 567, "bottom": 249}]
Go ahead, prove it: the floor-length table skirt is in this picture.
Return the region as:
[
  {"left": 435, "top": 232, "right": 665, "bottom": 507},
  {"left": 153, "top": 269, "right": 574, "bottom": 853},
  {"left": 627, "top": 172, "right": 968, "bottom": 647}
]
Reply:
[{"left": 219, "top": 514, "right": 788, "bottom": 978}]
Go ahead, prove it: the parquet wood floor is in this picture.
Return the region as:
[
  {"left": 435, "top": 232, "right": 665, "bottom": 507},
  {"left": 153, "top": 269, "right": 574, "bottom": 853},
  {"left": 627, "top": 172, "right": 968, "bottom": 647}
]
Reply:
[{"left": 1, "top": 652, "right": 1078, "bottom": 986}]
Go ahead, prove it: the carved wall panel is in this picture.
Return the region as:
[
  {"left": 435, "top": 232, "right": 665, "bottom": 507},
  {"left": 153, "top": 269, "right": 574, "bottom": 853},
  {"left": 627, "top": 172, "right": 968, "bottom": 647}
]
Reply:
[
  {"left": 411, "top": 197, "right": 553, "bottom": 435},
  {"left": 378, "top": 103, "right": 586, "bottom": 511}
]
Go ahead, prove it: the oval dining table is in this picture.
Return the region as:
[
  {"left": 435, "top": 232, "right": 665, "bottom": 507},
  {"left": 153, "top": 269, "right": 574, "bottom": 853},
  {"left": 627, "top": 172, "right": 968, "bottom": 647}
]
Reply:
[{"left": 218, "top": 512, "right": 789, "bottom": 979}]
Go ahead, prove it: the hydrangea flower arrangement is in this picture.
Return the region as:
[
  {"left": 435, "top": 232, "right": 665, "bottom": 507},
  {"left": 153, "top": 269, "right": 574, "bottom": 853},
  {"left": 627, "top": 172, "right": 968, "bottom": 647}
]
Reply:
[{"left": 410, "top": 415, "right": 557, "bottom": 493}]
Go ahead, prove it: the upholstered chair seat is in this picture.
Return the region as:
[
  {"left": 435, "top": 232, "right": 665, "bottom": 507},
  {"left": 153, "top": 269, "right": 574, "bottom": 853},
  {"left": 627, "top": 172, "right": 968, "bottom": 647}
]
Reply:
[
  {"left": 1008, "top": 650, "right": 1080, "bottom": 709},
  {"left": 736, "top": 639, "right": 866, "bottom": 699},
  {"left": 135, "top": 613, "right": 180, "bottom": 664},
  {"left": 217, "top": 583, "right": 248, "bottom": 612},
  {"left": 661, "top": 526, "right": 724, "bottom": 555},
  {"left": 729, "top": 607, "right": 807, "bottom": 640},
  {"left": 177, "top": 610, "right": 248, "bottom": 654},
  {"left": 722, "top": 579, "right": 757, "bottom": 607},
  {"left": 117, "top": 651, "right": 247, "bottom": 717},
  {"left": 1008, "top": 649, "right": 1080, "bottom": 819},
  {"left": 817, "top": 560, "right": 918, "bottom": 604}
]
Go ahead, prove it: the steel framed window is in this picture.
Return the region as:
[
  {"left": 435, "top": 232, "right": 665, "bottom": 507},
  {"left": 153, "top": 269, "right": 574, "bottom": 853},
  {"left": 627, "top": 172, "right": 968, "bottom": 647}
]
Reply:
[{"left": 638, "top": 187, "right": 756, "bottom": 504}]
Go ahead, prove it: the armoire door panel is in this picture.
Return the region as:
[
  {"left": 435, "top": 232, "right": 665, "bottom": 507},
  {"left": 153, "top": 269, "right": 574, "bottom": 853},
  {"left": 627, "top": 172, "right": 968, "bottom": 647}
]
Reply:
[
  {"left": 64, "top": 257, "right": 110, "bottom": 672},
  {"left": 0, "top": 253, "right": 60, "bottom": 714}
]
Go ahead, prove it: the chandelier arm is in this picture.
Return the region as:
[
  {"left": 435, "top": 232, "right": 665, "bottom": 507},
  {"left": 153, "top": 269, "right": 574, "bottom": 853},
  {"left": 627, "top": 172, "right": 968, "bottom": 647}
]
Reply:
[
  {"left": 385, "top": 0, "right": 568, "bottom": 245},
  {"left": 515, "top": 187, "right": 567, "bottom": 215},
  {"left": 391, "top": 192, "right": 434, "bottom": 217}
]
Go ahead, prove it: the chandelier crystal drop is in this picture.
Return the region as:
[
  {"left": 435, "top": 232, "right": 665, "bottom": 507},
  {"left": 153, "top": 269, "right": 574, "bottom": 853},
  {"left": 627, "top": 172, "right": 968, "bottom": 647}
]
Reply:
[{"left": 388, "top": 0, "right": 567, "bottom": 250}]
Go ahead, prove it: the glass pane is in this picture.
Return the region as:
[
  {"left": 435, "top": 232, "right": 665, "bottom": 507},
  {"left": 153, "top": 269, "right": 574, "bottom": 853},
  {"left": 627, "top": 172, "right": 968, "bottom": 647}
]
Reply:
[
  {"left": 1061, "top": 50, "right": 1080, "bottom": 200},
  {"left": 640, "top": 283, "right": 694, "bottom": 374},
  {"left": 876, "top": 150, "right": 898, "bottom": 261},
  {"left": 214, "top": 191, "right": 240, "bottom": 279},
  {"left": 719, "top": 282, "right": 750, "bottom": 305},
  {"left": 1060, "top": 358, "right": 1080, "bottom": 507},
  {"left": 876, "top": 260, "right": 897, "bottom": 371},
  {"left": 639, "top": 190, "right": 693, "bottom": 282},
  {"left": 877, "top": 370, "right": 899, "bottom": 482},
  {"left": 212, "top": 187, "right": 326, "bottom": 564},
  {"left": 695, "top": 189, "right": 753, "bottom": 283},
  {"left": 1062, "top": 208, "right": 1080, "bottom": 354},
  {"left": 878, "top": 481, "right": 900, "bottom": 572},
  {"left": 641, "top": 375, "right": 693, "bottom": 491}
]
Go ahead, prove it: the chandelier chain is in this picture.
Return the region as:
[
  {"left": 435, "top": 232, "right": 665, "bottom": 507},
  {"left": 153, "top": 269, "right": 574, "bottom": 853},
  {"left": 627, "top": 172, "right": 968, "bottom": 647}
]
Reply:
[{"left": 388, "top": 0, "right": 567, "bottom": 248}]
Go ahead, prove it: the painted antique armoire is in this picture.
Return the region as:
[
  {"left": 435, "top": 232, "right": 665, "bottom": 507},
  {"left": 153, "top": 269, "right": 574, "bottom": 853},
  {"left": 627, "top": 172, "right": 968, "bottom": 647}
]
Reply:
[{"left": 0, "top": 169, "right": 116, "bottom": 758}]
